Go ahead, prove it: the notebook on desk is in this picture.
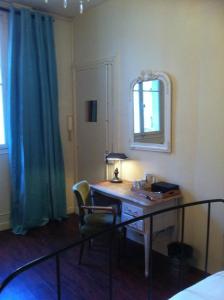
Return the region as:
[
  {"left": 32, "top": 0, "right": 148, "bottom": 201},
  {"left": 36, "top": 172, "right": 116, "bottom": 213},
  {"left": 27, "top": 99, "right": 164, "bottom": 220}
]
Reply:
[{"left": 131, "top": 187, "right": 180, "bottom": 201}]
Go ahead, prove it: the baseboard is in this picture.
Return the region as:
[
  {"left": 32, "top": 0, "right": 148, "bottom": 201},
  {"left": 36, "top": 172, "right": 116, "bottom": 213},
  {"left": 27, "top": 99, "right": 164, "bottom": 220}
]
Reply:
[
  {"left": 0, "top": 221, "right": 10, "bottom": 231},
  {"left": 67, "top": 206, "right": 76, "bottom": 214},
  {"left": 0, "top": 210, "right": 10, "bottom": 231}
]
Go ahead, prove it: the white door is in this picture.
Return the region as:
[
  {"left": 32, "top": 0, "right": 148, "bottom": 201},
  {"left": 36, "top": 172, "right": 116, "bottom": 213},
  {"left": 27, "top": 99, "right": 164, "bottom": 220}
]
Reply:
[{"left": 76, "top": 63, "right": 112, "bottom": 182}]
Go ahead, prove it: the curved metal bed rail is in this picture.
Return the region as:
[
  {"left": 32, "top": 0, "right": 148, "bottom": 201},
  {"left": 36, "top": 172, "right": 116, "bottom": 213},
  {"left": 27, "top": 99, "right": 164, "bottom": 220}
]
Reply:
[{"left": 0, "top": 199, "right": 224, "bottom": 300}]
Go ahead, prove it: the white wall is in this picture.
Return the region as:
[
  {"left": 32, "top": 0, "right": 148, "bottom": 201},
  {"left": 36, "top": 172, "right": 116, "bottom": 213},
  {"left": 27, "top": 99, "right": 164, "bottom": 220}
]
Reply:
[
  {"left": 73, "top": 0, "right": 224, "bottom": 272},
  {"left": 0, "top": 15, "right": 75, "bottom": 229}
]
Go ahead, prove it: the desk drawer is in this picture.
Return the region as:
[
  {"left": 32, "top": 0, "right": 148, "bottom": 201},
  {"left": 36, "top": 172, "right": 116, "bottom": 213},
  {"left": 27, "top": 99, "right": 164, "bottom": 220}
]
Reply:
[
  {"left": 123, "top": 203, "right": 143, "bottom": 217},
  {"left": 121, "top": 213, "right": 144, "bottom": 232}
]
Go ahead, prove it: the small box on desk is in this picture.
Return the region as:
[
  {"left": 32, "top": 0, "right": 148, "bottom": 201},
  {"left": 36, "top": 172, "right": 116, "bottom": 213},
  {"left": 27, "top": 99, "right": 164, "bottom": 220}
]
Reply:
[{"left": 151, "top": 181, "right": 179, "bottom": 193}]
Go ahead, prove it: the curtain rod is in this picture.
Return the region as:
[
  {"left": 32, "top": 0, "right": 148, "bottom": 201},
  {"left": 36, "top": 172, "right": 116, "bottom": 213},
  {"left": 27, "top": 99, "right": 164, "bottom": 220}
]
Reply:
[
  {"left": 0, "top": 5, "right": 55, "bottom": 21},
  {"left": 0, "top": 4, "right": 72, "bottom": 21}
]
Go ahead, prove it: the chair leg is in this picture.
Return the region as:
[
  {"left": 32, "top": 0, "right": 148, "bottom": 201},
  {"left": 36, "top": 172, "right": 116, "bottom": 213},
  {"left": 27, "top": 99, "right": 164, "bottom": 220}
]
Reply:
[
  {"left": 123, "top": 227, "right": 127, "bottom": 255},
  {"left": 117, "top": 227, "right": 127, "bottom": 267},
  {"left": 117, "top": 235, "right": 121, "bottom": 267},
  {"left": 79, "top": 241, "right": 85, "bottom": 265},
  {"left": 88, "top": 239, "right": 92, "bottom": 249}
]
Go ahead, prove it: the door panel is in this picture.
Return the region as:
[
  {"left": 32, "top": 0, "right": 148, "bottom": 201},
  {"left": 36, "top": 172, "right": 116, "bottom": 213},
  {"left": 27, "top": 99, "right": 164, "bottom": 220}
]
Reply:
[{"left": 76, "top": 64, "right": 111, "bottom": 182}]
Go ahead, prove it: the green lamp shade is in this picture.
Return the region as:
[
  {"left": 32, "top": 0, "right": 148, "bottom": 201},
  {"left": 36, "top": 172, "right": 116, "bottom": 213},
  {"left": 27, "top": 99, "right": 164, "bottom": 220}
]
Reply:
[{"left": 106, "top": 152, "right": 128, "bottom": 161}]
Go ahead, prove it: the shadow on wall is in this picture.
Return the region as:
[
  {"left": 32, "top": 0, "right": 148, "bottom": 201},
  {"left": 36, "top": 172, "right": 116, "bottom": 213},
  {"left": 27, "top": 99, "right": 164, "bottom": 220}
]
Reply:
[{"left": 184, "top": 202, "right": 224, "bottom": 274}]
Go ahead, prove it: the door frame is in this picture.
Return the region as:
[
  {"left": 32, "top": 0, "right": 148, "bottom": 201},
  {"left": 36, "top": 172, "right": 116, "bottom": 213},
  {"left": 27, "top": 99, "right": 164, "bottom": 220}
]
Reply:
[{"left": 74, "top": 57, "right": 115, "bottom": 181}]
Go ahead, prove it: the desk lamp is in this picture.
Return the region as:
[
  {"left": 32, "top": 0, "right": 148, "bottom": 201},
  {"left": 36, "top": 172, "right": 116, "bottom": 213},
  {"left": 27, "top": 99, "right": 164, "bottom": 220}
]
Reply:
[{"left": 106, "top": 152, "right": 128, "bottom": 183}]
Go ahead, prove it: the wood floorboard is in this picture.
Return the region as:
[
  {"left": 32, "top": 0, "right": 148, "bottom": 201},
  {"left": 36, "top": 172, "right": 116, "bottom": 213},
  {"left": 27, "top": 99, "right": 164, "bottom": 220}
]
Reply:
[{"left": 0, "top": 214, "right": 204, "bottom": 300}]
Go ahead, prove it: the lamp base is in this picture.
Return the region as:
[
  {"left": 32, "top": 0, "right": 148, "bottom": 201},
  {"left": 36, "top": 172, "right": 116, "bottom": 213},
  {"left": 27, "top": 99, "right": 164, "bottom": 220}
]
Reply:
[{"left": 111, "top": 177, "right": 123, "bottom": 183}]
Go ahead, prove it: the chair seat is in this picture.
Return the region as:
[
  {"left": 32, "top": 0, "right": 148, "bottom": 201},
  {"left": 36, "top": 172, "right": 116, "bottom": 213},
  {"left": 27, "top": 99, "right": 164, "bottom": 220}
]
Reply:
[
  {"left": 81, "top": 213, "right": 121, "bottom": 236},
  {"left": 84, "top": 213, "right": 114, "bottom": 226}
]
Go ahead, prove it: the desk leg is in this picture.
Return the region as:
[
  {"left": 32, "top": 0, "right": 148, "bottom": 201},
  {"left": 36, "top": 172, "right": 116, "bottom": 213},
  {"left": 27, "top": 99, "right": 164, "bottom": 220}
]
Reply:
[
  {"left": 174, "top": 198, "right": 179, "bottom": 241},
  {"left": 144, "top": 233, "right": 150, "bottom": 278}
]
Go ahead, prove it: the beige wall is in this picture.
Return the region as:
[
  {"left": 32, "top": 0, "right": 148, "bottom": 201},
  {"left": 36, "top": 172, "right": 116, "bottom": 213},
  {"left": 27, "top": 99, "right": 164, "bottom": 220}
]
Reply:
[
  {"left": 54, "top": 17, "right": 76, "bottom": 214},
  {"left": 0, "top": 152, "right": 10, "bottom": 230},
  {"left": 73, "top": 0, "right": 224, "bottom": 272},
  {"left": 0, "top": 16, "right": 75, "bottom": 229}
]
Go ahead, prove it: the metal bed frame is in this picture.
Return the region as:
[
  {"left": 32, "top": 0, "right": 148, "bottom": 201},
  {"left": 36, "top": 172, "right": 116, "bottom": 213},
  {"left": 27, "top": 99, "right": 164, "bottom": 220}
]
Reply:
[{"left": 0, "top": 199, "right": 223, "bottom": 300}]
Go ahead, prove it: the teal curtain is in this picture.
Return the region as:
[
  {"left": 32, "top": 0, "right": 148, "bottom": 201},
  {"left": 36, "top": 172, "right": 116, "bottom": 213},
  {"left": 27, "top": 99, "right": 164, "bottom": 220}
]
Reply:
[{"left": 8, "top": 8, "right": 67, "bottom": 234}]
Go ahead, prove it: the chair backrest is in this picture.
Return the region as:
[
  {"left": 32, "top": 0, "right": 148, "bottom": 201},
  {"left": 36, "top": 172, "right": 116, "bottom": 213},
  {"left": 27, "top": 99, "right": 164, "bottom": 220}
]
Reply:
[{"left": 72, "top": 180, "right": 91, "bottom": 223}]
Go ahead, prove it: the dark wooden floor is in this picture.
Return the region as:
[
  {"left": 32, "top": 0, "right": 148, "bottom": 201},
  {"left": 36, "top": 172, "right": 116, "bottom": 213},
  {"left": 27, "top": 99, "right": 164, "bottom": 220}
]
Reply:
[{"left": 0, "top": 214, "right": 204, "bottom": 300}]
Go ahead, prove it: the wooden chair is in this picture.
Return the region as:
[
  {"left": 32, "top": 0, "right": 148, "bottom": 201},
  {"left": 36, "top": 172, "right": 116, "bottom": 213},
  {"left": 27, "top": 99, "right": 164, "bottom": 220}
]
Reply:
[{"left": 73, "top": 180, "right": 125, "bottom": 264}]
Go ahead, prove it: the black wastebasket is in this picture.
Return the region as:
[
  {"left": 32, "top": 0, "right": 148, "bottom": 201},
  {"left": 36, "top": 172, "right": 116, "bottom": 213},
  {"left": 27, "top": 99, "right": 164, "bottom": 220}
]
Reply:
[{"left": 167, "top": 242, "right": 193, "bottom": 276}]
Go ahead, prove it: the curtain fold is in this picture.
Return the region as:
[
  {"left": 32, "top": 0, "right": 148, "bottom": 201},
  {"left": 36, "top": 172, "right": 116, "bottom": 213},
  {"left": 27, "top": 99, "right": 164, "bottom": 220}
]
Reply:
[{"left": 8, "top": 8, "right": 67, "bottom": 234}]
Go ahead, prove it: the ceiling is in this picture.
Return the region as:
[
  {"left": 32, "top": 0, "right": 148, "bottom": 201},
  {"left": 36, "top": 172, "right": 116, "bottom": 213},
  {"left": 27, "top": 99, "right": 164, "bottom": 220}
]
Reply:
[{"left": 2, "top": 0, "right": 106, "bottom": 17}]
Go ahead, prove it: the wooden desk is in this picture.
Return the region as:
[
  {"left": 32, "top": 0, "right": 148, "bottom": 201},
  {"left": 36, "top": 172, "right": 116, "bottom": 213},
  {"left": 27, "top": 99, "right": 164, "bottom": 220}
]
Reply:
[{"left": 90, "top": 181, "right": 181, "bottom": 277}]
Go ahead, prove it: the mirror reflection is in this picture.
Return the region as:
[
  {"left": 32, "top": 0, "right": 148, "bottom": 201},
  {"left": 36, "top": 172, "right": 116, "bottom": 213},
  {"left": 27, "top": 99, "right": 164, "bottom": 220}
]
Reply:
[
  {"left": 133, "top": 79, "right": 164, "bottom": 144},
  {"left": 130, "top": 71, "right": 171, "bottom": 152}
]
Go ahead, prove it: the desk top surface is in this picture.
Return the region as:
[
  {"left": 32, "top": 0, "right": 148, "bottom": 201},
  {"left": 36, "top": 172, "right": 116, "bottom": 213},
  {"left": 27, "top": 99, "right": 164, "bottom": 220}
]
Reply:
[{"left": 90, "top": 181, "right": 181, "bottom": 207}]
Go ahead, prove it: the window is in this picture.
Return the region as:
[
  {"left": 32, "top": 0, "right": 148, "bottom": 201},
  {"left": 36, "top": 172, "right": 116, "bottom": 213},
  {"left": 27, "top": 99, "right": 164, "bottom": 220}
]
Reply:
[
  {"left": 0, "top": 69, "right": 5, "bottom": 145},
  {"left": 0, "top": 12, "right": 8, "bottom": 149}
]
